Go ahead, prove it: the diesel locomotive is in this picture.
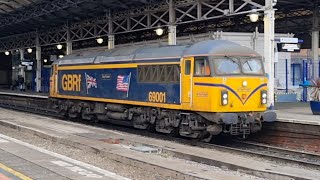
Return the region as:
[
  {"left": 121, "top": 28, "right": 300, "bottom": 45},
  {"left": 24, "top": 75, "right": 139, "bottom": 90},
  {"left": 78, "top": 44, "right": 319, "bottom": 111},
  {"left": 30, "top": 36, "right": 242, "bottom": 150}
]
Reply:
[{"left": 50, "top": 40, "right": 276, "bottom": 140}]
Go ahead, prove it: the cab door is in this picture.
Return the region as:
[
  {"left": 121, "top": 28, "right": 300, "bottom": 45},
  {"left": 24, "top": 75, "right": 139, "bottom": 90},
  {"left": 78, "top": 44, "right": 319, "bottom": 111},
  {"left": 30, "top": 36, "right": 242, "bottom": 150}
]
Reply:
[{"left": 181, "top": 57, "right": 194, "bottom": 109}]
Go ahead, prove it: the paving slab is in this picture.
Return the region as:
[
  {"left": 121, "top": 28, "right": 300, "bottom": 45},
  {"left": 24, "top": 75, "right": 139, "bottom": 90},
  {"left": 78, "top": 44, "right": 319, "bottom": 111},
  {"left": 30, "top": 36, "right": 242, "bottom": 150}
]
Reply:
[
  {"left": 0, "top": 90, "right": 48, "bottom": 99},
  {"left": 0, "top": 133, "right": 129, "bottom": 180},
  {"left": 0, "top": 108, "right": 319, "bottom": 180},
  {"left": 275, "top": 102, "right": 320, "bottom": 125}
]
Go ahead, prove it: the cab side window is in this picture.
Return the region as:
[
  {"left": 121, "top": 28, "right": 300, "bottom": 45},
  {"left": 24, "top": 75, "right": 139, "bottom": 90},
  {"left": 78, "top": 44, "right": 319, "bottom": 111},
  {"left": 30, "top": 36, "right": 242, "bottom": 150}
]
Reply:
[
  {"left": 185, "top": 60, "right": 191, "bottom": 75},
  {"left": 194, "top": 57, "right": 211, "bottom": 76}
]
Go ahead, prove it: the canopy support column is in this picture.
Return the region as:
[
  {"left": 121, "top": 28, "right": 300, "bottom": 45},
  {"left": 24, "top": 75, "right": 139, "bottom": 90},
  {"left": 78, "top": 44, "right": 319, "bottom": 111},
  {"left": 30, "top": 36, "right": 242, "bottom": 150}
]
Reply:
[
  {"left": 168, "top": 0, "right": 176, "bottom": 45},
  {"left": 66, "top": 27, "right": 72, "bottom": 55},
  {"left": 264, "top": 0, "right": 276, "bottom": 109},
  {"left": 36, "top": 34, "right": 41, "bottom": 92},
  {"left": 108, "top": 11, "right": 115, "bottom": 49},
  {"left": 19, "top": 49, "right": 25, "bottom": 88},
  {"left": 312, "top": 1, "right": 319, "bottom": 78}
]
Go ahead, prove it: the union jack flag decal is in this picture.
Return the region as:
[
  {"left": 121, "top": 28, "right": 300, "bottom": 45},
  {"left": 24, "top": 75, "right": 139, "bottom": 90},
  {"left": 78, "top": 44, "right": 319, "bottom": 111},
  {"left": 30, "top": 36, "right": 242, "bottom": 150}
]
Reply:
[{"left": 85, "top": 73, "right": 97, "bottom": 94}]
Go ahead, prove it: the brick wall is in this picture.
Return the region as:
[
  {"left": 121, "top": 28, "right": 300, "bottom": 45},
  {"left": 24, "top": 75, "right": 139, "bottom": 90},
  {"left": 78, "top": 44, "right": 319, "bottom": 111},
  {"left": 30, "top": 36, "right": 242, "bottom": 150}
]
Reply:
[
  {"left": 250, "top": 131, "right": 320, "bottom": 153},
  {"left": 249, "top": 122, "right": 320, "bottom": 154}
]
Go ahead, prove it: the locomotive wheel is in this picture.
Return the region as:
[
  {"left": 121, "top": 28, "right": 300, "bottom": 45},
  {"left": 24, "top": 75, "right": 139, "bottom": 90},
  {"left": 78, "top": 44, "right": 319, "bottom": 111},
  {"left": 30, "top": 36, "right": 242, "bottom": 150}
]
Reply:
[
  {"left": 201, "top": 134, "right": 213, "bottom": 143},
  {"left": 147, "top": 123, "right": 156, "bottom": 133},
  {"left": 170, "top": 128, "right": 180, "bottom": 138},
  {"left": 89, "top": 115, "right": 99, "bottom": 124}
]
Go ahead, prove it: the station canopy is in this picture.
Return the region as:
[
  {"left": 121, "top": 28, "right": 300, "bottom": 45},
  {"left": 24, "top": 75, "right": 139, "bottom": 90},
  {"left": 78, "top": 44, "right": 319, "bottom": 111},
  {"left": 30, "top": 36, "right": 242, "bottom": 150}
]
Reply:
[{"left": 0, "top": 0, "right": 316, "bottom": 48}]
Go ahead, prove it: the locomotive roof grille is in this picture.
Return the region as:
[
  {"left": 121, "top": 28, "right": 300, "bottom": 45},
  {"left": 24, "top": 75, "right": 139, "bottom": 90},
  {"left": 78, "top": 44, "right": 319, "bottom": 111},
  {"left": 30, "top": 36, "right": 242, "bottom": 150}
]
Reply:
[{"left": 56, "top": 40, "right": 261, "bottom": 66}]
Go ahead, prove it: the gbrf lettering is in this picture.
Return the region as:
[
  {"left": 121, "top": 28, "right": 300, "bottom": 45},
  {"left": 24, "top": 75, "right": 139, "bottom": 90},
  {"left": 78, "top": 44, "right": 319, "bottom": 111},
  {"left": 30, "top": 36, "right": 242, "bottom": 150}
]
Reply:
[{"left": 62, "top": 74, "right": 81, "bottom": 92}]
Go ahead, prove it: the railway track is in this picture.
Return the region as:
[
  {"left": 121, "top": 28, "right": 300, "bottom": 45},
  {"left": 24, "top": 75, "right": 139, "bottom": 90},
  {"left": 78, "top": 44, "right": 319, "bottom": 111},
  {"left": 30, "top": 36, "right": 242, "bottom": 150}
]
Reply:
[
  {"left": 0, "top": 93, "right": 320, "bottom": 172},
  {"left": 196, "top": 140, "right": 320, "bottom": 170},
  {"left": 221, "top": 140, "right": 320, "bottom": 169}
]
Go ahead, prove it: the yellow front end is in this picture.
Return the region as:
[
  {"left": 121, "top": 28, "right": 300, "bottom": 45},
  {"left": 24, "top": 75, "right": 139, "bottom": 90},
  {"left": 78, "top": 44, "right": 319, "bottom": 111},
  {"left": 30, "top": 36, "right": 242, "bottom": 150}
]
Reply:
[
  {"left": 192, "top": 76, "right": 268, "bottom": 113},
  {"left": 181, "top": 55, "right": 276, "bottom": 138}
]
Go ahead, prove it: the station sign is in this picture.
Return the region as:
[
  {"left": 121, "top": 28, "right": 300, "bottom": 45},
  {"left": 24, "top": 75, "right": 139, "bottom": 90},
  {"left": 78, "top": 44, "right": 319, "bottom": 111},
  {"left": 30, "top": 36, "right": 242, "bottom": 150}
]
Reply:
[
  {"left": 277, "top": 43, "right": 301, "bottom": 52},
  {"left": 279, "top": 37, "right": 299, "bottom": 43},
  {"left": 21, "top": 61, "right": 33, "bottom": 66}
]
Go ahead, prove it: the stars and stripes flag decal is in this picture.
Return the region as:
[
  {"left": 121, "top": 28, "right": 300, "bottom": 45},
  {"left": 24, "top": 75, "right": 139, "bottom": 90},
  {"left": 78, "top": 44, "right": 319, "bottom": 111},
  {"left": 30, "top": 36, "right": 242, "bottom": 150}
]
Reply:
[
  {"left": 85, "top": 73, "right": 97, "bottom": 94},
  {"left": 116, "top": 73, "right": 131, "bottom": 97}
]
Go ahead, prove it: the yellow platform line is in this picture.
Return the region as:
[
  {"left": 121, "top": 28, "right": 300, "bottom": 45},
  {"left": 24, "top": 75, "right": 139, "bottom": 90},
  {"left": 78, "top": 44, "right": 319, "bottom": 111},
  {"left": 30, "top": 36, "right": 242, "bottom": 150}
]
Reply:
[{"left": 0, "top": 162, "right": 33, "bottom": 180}]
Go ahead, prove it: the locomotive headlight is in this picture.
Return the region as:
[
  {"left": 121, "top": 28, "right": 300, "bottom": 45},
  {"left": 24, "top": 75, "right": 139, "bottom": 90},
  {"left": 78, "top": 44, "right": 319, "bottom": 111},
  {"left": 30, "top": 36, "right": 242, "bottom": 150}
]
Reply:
[
  {"left": 262, "top": 99, "right": 267, "bottom": 104},
  {"left": 262, "top": 93, "right": 267, "bottom": 99},
  {"left": 223, "top": 94, "right": 228, "bottom": 99},
  {"left": 221, "top": 90, "right": 228, "bottom": 106},
  {"left": 223, "top": 99, "right": 228, "bottom": 105},
  {"left": 261, "top": 90, "right": 267, "bottom": 104}
]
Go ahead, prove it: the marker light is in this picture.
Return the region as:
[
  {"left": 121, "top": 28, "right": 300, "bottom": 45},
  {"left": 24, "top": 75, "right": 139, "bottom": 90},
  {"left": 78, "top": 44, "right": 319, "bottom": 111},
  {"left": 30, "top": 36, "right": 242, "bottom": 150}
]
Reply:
[{"left": 242, "top": 81, "right": 248, "bottom": 87}]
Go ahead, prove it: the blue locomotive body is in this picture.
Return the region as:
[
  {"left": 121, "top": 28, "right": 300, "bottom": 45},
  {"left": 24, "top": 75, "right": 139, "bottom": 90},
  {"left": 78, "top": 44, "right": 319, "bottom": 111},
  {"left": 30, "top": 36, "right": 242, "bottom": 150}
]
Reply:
[{"left": 57, "top": 64, "right": 181, "bottom": 105}]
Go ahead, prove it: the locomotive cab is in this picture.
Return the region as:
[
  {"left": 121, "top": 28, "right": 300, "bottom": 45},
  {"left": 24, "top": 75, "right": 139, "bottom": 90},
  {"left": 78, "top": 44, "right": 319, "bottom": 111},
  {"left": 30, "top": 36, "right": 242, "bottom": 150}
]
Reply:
[{"left": 181, "top": 50, "right": 276, "bottom": 137}]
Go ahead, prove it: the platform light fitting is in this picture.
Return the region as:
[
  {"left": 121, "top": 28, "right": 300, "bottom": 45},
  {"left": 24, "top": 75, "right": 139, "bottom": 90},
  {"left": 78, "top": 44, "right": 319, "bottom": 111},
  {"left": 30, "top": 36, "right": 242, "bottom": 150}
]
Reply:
[
  {"left": 272, "top": 0, "right": 277, "bottom": 6},
  {"left": 96, "top": 37, "right": 104, "bottom": 44},
  {"left": 27, "top": 48, "right": 32, "bottom": 53},
  {"left": 56, "top": 44, "right": 63, "bottom": 50},
  {"left": 247, "top": 10, "right": 260, "bottom": 22},
  {"left": 58, "top": 55, "right": 64, "bottom": 59},
  {"left": 44, "top": 59, "right": 48, "bottom": 63},
  {"left": 155, "top": 26, "right": 164, "bottom": 36},
  {"left": 4, "top": 51, "right": 9, "bottom": 56}
]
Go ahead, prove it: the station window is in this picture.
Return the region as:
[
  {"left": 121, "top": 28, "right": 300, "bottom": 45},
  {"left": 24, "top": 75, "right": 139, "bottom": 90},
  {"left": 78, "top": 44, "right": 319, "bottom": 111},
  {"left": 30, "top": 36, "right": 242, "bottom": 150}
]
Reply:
[
  {"left": 194, "top": 57, "right": 211, "bottom": 76},
  {"left": 138, "top": 64, "right": 180, "bottom": 83}
]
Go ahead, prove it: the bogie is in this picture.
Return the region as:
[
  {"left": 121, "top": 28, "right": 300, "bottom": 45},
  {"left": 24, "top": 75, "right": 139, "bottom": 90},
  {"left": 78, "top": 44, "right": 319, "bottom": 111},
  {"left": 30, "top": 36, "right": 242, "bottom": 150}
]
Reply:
[{"left": 52, "top": 99, "right": 226, "bottom": 141}]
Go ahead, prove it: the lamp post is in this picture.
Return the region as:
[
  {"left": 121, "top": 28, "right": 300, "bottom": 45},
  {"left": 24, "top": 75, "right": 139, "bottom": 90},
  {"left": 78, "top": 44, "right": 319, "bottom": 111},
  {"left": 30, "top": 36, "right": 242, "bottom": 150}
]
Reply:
[
  {"left": 264, "top": 0, "right": 277, "bottom": 109},
  {"left": 246, "top": 1, "right": 276, "bottom": 109},
  {"left": 4, "top": 51, "right": 9, "bottom": 56}
]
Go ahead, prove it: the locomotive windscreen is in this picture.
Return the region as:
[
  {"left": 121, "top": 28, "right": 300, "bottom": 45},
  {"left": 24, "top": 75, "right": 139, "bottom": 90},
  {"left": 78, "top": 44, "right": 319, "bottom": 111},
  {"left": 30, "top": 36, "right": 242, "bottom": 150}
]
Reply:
[{"left": 211, "top": 56, "right": 264, "bottom": 76}]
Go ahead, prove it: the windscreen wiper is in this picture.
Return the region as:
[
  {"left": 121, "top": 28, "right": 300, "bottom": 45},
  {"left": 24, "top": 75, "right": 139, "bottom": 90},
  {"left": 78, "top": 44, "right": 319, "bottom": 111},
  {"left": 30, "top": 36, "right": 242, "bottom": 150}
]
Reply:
[
  {"left": 224, "top": 56, "right": 239, "bottom": 66},
  {"left": 244, "top": 60, "right": 253, "bottom": 71}
]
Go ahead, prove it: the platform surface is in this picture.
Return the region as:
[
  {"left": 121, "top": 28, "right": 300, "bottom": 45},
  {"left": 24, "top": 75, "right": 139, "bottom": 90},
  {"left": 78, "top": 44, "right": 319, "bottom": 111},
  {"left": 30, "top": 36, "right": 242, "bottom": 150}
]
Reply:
[
  {"left": 0, "top": 133, "right": 128, "bottom": 180},
  {"left": 0, "top": 89, "right": 48, "bottom": 99},
  {"left": 275, "top": 102, "right": 320, "bottom": 125}
]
